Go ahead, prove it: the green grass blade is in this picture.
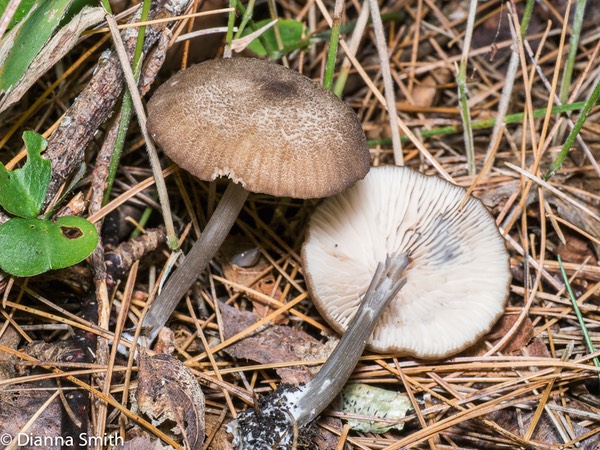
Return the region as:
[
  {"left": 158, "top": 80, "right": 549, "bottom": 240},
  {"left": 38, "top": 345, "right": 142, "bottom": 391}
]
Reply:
[
  {"left": 544, "top": 77, "right": 600, "bottom": 180},
  {"left": 558, "top": 256, "right": 600, "bottom": 381}
]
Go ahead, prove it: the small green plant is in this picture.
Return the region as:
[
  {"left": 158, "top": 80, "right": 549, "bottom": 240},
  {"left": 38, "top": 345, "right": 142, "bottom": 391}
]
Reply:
[
  {"left": 0, "top": 0, "right": 93, "bottom": 92},
  {"left": 0, "top": 0, "right": 36, "bottom": 30},
  {"left": 241, "top": 18, "right": 308, "bottom": 58},
  {"left": 0, "top": 131, "right": 98, "bottom": 277}
]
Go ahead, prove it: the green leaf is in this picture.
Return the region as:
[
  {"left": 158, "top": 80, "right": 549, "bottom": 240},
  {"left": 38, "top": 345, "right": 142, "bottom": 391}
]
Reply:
[
  {"left": 0, "top": 0, "right": 74, "bottom": 92},
  {"left": 242, "top": 19, "right": 306, "bottom": 57},
  {"left": 0, "top": 131, "right": 51, "bottom": 218},
  {"left": 0, "top": 0, "right": 37, "bottom": 30},
  {"left": 0, "top": 216, "right": 98, "bottom": 277}
]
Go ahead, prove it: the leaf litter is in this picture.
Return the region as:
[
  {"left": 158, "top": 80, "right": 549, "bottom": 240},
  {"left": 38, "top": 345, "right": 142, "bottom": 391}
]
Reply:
[{"left": 0, "top": 0, "right": 599, "bottom": 449}]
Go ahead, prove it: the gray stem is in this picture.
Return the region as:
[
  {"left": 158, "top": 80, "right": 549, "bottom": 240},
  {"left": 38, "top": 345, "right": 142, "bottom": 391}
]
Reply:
[
  {"left": 142, "top": 182, "right": 249, "bottom": 343},
  {"left": 291, "top": 253, "right": 408, "bottom": 428}
]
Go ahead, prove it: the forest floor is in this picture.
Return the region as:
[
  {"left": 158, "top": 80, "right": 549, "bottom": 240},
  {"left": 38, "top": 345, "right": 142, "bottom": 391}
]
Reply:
[{"left": 0, "top": 0, "right": 599, "bottom": 448}]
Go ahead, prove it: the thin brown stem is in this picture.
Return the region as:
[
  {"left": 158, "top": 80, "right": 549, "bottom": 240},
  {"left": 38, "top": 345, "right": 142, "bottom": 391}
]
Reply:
[{"left": 141, "top": 182, "right": 249, "bottom": 344}]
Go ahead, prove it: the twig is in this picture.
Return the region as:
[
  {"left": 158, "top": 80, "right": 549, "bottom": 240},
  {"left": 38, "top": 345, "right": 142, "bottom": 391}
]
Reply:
[
  {"left": 456, "top": 0, "right": 477, "bottom": 175},
  {"left": 367, "top": 0, "right": 402, "bottom": 164},
  {"left": 105, "top": 14, "right": 179, "bottom": 250}
]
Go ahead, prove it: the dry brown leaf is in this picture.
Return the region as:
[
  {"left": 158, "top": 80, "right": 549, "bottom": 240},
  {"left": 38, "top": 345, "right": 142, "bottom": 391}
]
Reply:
[
  {"left": 0, "top": 326, "right": 20, "bottom": 381},
  {"left": 405, "top": 71, "right": 450, "bottom": 108},
  {"left": 557, "top": 232, "right": 598, "bottom": 265},
  {"left": 204, "top": 413, "right": 234, "bottom": 450},
  {"left": 219, "top": 302, "right": 333, "bottom": 385},
  {"left": 486, "top": 315, "right": 535, "bottom": 354},
  {"left": 523, "top": 337, "right": 553, "bottom": 359},
  {"left": 115, "top": 434, "right": 175, "bottom": 450},
  {"left": 136, "top": 349, "right": 205, "bottom": 449},
  {"left": 0, "top": 379, "right": 63, "bottom": 448},
  {"left": 552, "top": 196, "right": 600, "bottom": 259}
]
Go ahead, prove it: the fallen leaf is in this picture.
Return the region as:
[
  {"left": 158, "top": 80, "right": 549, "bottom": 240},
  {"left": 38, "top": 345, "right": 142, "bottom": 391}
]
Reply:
[
  {"left": 114, "top": 434, "right": 175, "bottom": 450},
  {"left": 404, "top": 71, "right": 451, "bottom": 108},
  {"left": 136, "top": 349, "right": 205, "bottom": 450},
  {"left": 0, "top": 326, "right": 20, "bottom": 381},
  {"left": 219, "top": 302, "right": 331, "bottom": 385},
  {"left": 523, "top": 337, "right": 552, "bottom": 359},
  {"left": 486, "top": 315, "right": 535, "bottom": 354},
  {"left": 204, "top": 412, "right": 234, "bottom": 450},
  {"left": 557, "top": 232, "right": 597, "bottom": 265},
  {"left": 0, "top": 379, "right": 63, "bottom": 449},
  {"left": 552, "top": 196, "right": 600, "bottom": 260}
]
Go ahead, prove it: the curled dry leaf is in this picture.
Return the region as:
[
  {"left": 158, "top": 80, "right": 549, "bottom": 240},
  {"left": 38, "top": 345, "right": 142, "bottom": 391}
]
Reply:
[{"left": 136, "top": 349, "right": 205, "bottom": 450}]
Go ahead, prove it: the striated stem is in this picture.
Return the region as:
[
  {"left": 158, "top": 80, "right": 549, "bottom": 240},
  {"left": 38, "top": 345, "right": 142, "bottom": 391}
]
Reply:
[
  {"left": 290, "top": 253, "right": 408, "bottom": 427},
  {"left": 141, "top": 182, "right": 249, "bottom": 343}
]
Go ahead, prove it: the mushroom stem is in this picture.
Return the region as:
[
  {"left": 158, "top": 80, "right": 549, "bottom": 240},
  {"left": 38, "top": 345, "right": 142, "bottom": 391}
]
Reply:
[
  {"left": 290, "top": 252, "right": 408, "bottom": 427},
  {"left": 229, "top": 253, "right": 408, "bottom": 449},
  {"left": 142, "top": 182, "right": 249, "bottom": 343}
]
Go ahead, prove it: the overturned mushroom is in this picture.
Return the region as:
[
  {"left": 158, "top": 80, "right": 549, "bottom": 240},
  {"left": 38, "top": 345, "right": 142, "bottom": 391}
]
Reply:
[
  {"left": 141, "top": 57, "right": 369, "bottom": 343},
  {"left": 229, "top": 165, "right": 510, "bottom": 448},
  {"left": 229, "top": 253, "right": 408, "bottom": 448},
  {"left": 304, "top": 165, "right": 511, "bottom": 358}
]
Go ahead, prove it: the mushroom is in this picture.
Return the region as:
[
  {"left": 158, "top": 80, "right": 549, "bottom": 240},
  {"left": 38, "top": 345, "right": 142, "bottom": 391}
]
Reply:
[
  {"left": 229, "top": 253, "right": 408, "bottom": 449},
  {"left": 141, "top": 57, "right": 370, "bottom": 343},
  {"left": 229, "top": 165, "right": 510, "bottom": 448},
  {"left": 303, "top": 165, "right": 511, "bottom": 359}
]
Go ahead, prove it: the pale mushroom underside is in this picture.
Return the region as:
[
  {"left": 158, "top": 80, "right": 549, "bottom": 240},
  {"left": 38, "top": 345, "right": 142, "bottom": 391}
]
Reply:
[{"left": 303, "top": 166, "right": 511, "bottom": 358}]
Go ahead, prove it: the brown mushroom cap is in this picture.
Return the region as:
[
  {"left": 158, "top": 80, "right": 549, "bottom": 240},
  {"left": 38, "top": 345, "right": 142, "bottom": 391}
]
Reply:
[
  {"left": 146, "top": 57, "right": 370, "bottom": 199},
  {"left": 302, "top": 166, "right": 511, "bottom": 359}
]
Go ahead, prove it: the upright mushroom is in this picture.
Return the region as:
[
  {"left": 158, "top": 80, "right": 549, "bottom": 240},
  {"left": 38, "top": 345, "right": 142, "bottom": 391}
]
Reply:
[
  {"left": 230, "top": 165, "right": 510, "bottom": 448},
  {"left": 142, "top": 57, "right": 370, "bottom": 343}
]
